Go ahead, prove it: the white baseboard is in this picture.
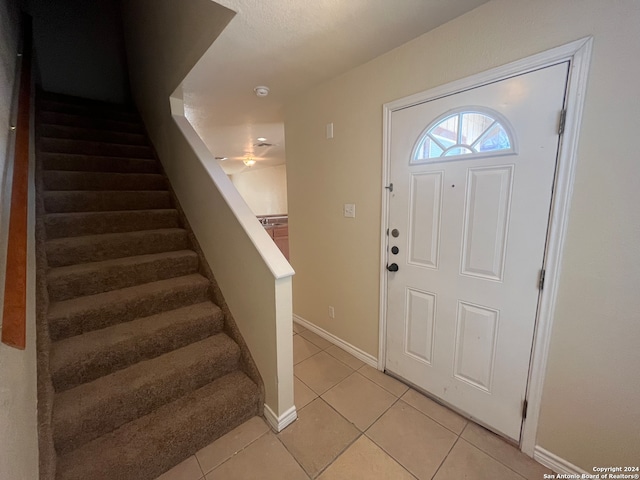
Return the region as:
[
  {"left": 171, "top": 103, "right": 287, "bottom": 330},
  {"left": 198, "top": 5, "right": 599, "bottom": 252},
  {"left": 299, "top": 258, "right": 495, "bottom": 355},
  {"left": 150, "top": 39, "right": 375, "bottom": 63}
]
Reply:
[
  {"left": 264, "top": 404, "right": 297, "bottom": 432},
  {"left": 293, "top": 314, "right": 378, "bottom": 368},
  {"left": 534, "top": 446, "right": 588, "bottom": 475}
]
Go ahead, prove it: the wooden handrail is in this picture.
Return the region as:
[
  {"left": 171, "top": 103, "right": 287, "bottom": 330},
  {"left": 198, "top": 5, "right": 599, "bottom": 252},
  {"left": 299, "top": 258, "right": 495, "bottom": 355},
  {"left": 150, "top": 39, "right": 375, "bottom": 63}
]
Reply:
[{"left": 1, "top": 16, "right": 32, "bottom": 349}]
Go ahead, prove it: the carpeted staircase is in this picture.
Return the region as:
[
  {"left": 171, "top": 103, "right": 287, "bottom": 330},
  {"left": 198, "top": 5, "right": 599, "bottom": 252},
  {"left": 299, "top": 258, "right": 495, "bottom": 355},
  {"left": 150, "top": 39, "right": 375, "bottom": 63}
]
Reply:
[{"left": 34, "top": 92, "right": 263, "bottom": 480}]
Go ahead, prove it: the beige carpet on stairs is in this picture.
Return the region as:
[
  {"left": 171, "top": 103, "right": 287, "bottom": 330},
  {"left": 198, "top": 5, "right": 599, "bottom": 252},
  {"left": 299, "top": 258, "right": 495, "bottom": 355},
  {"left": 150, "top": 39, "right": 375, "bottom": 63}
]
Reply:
[{"left": 34, "top": 91, "right": 264, "bottom": 480}]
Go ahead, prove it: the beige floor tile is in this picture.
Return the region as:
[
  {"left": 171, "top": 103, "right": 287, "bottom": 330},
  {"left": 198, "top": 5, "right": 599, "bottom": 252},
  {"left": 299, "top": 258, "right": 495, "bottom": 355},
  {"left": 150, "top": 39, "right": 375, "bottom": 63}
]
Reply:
[
  {"left": 295, "top": 377, "right": 318, "bottom": 409},
  {"left": 358, "top": 365, "right": 409, "bottom": 397},
  {"left": 293, "top": 322, "right": 307, "bottom": 334},
  {"left": 461, "top": 422, "right": 552, "bottom": 479},
  {"left": 433, "top": 439, "right": 524, "bottom": 480},
  {"left": 294, "top": 335, "right": 322, "bottom": 364},
  {"left": 294, "top": 351, "right": 354, "bottom": 395},
  {"left": 401, "top": 389, "right": 467, "bottom": 434},
  {"left": 325, "top": 345, "right": 365, "bottom": 370},
  {"left": 155, "top": 455, "right": 202, "bottom": 480},
  {"left": 278, "top": 398, "right": 359, "bottom": 477},
  {"left": 299, "top": 329, "right": 334, "bottom": 349},
  {"left": 367, "top": 401, "right": 457, "bottom": 479},
  {"left": 317, "top": 436, "right": 415, "bottom": 480},
  {"left": 196, "top": 416, "right": 269, "bottom": 474},
  {"left": 207, "top": 432, "right": 308, "bottom": 480},
  {"left": 322, "top": 372, "right": 396, "bottom": 431}
]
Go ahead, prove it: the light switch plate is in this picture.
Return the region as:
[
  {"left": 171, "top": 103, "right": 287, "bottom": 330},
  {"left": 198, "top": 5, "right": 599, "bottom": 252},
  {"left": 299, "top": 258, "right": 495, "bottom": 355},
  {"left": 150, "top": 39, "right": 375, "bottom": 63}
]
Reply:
[{"left": 343, "top": 203, "right": 356, "bottom": 218}]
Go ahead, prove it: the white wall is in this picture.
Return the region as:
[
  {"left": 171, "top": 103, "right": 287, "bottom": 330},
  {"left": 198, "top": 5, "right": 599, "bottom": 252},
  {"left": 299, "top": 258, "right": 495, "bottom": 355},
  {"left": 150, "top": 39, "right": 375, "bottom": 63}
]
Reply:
[
  {"left": 285, "top": 0, "right": 640, "bottom": 470},
  {"left": 27, "top": 0, "right": 129, "bottom": 103},
  {"left": 0, "top": 2, "right": 40, "bottom": 477},
  {"left": 231, "top": 165, "right": 288, "bottom": 216}
]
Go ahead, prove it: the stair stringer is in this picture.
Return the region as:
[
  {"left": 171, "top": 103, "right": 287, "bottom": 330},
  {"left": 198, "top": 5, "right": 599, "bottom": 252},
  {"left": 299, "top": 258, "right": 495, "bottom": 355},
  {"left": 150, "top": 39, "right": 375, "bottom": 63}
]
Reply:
[{"left": 156, "top": 166, "right": 266, "bottom": 417}]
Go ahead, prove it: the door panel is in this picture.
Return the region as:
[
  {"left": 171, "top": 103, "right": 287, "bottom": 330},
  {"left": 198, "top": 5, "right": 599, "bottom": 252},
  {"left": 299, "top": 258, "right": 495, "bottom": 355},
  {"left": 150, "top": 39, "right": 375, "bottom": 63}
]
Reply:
[{"left": 385, "top": 63, "right": 569, "bottom": 440}]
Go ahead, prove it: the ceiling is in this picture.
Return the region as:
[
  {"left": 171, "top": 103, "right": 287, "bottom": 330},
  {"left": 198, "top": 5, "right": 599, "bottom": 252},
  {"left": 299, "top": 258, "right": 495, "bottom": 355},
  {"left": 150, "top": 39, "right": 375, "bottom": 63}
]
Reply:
[{"left": 182, "top": 0, "right": 490, "bottom": 175}]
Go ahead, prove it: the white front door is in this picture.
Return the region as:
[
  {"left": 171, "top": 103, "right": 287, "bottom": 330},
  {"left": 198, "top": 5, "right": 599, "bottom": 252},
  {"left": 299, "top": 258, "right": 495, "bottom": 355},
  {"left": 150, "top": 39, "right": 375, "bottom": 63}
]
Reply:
[{"left": 385, "top": 63, "right": 568, "bottom": 441}]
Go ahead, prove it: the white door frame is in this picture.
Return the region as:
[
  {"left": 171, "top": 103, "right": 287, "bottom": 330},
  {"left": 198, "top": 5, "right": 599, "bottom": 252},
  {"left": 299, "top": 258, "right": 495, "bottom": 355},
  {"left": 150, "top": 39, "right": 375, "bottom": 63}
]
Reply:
[{"left": 378, "top": 37, "right": 593, "bottom": 456}]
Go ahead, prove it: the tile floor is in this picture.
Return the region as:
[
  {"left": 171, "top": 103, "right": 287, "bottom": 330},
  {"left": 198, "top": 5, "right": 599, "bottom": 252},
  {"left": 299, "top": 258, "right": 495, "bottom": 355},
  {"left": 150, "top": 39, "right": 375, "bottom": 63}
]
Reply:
[{"left": 155, "top": 323, "right": 553, "bottom": 480}]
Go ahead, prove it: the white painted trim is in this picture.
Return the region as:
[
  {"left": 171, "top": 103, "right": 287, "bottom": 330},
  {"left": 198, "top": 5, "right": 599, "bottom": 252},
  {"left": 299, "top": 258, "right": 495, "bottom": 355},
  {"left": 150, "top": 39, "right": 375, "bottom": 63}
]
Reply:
[
  {"left": 379, "top": 37, "right": 593, "bottom": 455},
  {"left": 293, "top": 315, "right": 378, "bottom": 368},
  {"left": 263, "top": 404, "right": 297, "bottom": 433},
  {"left": 534, "top": 446, "right": 588, "bottom": 476},
  {"left": 521, "top": 37, "right": 593, "bottom": 456}
]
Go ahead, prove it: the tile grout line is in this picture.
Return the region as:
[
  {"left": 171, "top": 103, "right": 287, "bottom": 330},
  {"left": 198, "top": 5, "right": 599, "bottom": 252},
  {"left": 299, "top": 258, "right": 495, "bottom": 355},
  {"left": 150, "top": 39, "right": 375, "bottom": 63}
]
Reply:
[
  {"left": 429, "top": 434, "right": 462, "bottom": 479},
  {"left": 198, "top": 428, "right": 272, "bottom": 478}
]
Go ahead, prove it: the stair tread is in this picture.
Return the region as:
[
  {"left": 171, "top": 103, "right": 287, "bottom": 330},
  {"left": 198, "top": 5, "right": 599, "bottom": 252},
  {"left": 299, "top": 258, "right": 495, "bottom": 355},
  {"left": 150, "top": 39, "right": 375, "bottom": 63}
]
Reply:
[
  {"left": 38, "top": 111, "right": 145, "bottom": 133},
  {"left": 55, "top": 371, "right": 259, "bottom": 480},
  {"left": 44, "top": 209, "right": 180, "bottom": 238},
  {"left": 43, "top": 190, "right": 172, "bottom": 213},
  {"left": 48, "top": 273, "right": 209, "bottom": 324},
  {"left": 46, "top": 228, "right": 188, "bottom": 266},
  {"left": 48, "top": 249, "right": 196, "bottom": 276},
  {"left": 50, "top": 301, "right": 223, "bottom": 390},
  {"left": 42, "top": 170, "right": 167, "bottom": 191},
  {"left": 53, "top": 334, "right": 241, "bottom": 453},
  {"left": 47, "top": 250, "right": 199, "bottom": 301},
  {"left": 39, "top": 123, "right": 148, "bottom": 144}
]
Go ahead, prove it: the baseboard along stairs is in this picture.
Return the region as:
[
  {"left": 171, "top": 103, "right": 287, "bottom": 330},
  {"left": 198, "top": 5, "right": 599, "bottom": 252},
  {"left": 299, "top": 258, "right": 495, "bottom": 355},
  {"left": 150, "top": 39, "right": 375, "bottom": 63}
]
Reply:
[{"left": 34, "top": 91, "right": 264, "bottom": 480}]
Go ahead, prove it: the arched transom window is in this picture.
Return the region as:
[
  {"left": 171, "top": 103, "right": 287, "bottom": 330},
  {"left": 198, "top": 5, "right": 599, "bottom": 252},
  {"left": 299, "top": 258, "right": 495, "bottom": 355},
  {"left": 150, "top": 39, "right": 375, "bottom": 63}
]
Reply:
[{"left": 412, "top": 108, "right": 516, "bottom": 164}]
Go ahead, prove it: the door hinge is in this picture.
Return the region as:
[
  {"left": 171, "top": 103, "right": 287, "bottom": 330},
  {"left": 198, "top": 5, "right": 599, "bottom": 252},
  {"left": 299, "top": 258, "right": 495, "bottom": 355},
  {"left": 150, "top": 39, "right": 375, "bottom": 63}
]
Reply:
[
  {"left": 538, "top": 269, "right": 546, "bottom": 290},
  {"left": 558, "top": 109, "right": 567, "bottom": 135},
  {"left": 385, "top": 183, "right": 394, "bottom": 192},
  {"left": 522, "top": 399, "right": 528, "bottom": 419}
]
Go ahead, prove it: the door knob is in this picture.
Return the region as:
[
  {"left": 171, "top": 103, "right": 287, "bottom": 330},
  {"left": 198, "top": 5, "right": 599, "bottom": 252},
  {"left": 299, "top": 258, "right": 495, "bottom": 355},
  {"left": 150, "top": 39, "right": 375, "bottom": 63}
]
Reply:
[{"left": 387, "top": 263, "right": 399, "bottom": 272}]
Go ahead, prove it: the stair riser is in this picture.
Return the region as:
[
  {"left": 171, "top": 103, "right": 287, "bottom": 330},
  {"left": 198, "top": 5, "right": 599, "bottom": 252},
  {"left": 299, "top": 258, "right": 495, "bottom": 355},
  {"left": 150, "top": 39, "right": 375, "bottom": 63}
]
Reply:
[
  {"left": 39, "top": 124, "right": 148, "bottom": 146},
  {"left": 47, "top": 253, "right": 199, "bottom": 302},
  {"left": 56, "top": 373, "right": 259, "bottom": 480},
  {"left": 53, "top": 336, "right": 241, "bottom": 454},
  {"left": 46, "top": 230, "right": 189, "bottom": 267},
  {"left": 48, "top": 280, "right": 210, "bottom": 341},
  {"left": 51, "top": 305, "right": 224, "bottom": 391},
  {"left": 43, "top": 191, "right": 172, "bottom": 213},
  {"left": 42, "top": 153, "right": 158, "bottom": 173},
  {"left": 43, "top": 171, "right": 166, "bottom": 192},
  {"left": 44, "top": 210, "right": 180, "bottom": 239},
  {"left": 39, "top": 138, "right": 154, "bottom": 158},
  {"left": 39, "top": 111, "right": 144, "bottom": 134},
  {"left": 38, "top": 99, "right": 139, "bottom": 123}
]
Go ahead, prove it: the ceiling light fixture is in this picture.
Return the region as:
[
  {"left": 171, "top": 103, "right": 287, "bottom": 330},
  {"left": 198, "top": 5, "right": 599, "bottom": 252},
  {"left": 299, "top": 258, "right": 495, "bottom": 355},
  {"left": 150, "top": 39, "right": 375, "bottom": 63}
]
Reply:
[
  {"left": 254, "top": 86, "right": 270, "bottom": 97},
  {"left": 257, "top": 137, "right": 267, "bottom": 142},
  {"left": 243, "top": 158, "right": 256, "bottom": 167}
]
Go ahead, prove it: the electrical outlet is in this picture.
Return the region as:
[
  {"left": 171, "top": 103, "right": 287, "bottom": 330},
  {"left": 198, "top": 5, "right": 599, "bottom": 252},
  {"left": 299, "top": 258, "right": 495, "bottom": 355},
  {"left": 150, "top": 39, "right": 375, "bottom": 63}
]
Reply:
[
  {"left": 328, "top": 306, "right": 335, "bottom": 319},
  {"left": 326, "top": 122, "right": 334, "bottom": 139},
  {"left": 343, "top": 203, "right": 356, "bottom": 218}
]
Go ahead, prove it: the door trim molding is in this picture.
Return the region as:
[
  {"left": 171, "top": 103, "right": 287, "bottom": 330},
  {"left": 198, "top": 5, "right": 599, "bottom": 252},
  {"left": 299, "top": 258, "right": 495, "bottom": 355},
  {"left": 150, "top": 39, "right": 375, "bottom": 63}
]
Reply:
[{"left": 378, "top": 37, "right": 593, "bottom": 457}]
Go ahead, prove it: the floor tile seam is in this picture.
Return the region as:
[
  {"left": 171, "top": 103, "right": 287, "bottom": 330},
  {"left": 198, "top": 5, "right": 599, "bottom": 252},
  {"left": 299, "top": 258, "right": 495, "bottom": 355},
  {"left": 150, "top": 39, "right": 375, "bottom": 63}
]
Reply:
[
  {"left": 357, "top": 396, "right": 421, "bottom": 480},
  {"left": 197, "top": 429, "right": 272, "bottom": 477},
  {"left": 447, "top": 435, "right": 527, "bottom": 480},
  {"left": 298, "top": 332, "right": 332, "bottom": 351},
  {"left": 283, "top": 397, "right": 362, "bottom": 477},
  {"left": 361, "top": 395, "right": 461, "bottom": 480},
  {"left": 308, "top": 431, "right": 364, "bottom": 479},
  {"left": 322, "top": 345, "right": 365, "bottom": 370},
  {"left": 321, "top": 372, "right": 400, "bottom": 432},
  {"left": 399, "top": 393, "right": 469, "bottom": 437},
  {"left": 293, "top": 371, "right": 322, "bottom": 399},
  {"left": 273, "top": 428, "right": 315, "bottom": 479},
  {"left": 356, "top": 364, "right": 410, "bottom": 397},
  {"left": 429, "top": 435, "right": 462, "bottom": 479},
  {"left": 455, "top": 435, "right": 531, "bottom": 480}
]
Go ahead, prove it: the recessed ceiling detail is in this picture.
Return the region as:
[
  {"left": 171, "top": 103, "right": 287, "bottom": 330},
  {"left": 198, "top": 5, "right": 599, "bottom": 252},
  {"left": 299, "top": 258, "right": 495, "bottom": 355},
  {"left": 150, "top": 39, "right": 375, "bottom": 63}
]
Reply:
[{"left": 254, "top": 86, "right": 270, "bottom": 97}]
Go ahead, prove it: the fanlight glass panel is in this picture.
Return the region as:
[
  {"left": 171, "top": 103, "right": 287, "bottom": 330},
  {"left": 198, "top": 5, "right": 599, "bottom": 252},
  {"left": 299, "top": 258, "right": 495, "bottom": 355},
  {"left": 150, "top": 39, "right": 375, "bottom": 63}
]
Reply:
[{"left": 413, "top": 110, "right": 514, "bottom": 163}]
